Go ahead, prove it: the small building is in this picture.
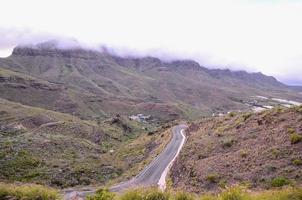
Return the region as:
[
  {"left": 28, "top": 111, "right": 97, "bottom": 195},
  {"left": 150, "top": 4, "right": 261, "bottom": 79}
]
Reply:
[{"left": 129, "top": 114, "right": 151, "bottom": 122}]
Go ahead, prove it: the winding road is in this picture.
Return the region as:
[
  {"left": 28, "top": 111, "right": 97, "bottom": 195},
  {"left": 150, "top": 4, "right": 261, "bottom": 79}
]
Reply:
[
  {"left": 64, "top": 124, "right": 187, "bottom": 199},
  {"left": 110, "top": 124, "right": 187, "bottom": 192}
]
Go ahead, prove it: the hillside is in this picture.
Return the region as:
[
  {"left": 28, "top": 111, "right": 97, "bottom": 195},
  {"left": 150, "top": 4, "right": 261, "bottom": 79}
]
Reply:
[
  {"left": 0, "top": 44, "right": 301, "bottom": 121},
  {"left": 0, "top": 98, "right": 172, "bottom": 188},
  {"left": 171, "top": 106, "right": 302, "bottom": 193},
  {"left": 1, "top": 43, "right": 302, "bottom": 193}
]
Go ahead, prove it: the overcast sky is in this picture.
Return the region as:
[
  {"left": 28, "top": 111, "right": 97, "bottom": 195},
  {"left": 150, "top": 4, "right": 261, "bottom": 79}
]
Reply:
[{"left": 1, "top": 0, "right": 302, "bottom": 85}]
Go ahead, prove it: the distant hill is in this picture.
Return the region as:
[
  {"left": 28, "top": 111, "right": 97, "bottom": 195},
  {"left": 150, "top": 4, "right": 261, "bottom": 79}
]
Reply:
[
  {"left": 0, "top": 43, "right": 301, "bottom": 121},
  {"left": 171, "top": 106, "right": 302, "bottom": 193}
]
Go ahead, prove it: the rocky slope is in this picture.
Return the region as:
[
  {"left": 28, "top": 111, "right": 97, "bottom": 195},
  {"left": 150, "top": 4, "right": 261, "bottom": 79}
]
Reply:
[{"left": 171, "top": 106, "right": 302, "bottom": 193}]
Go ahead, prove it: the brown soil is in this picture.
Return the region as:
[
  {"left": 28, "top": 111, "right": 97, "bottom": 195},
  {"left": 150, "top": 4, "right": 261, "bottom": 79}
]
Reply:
[{"left": 171, "top": 106, "right": 302, "bottom": 193}]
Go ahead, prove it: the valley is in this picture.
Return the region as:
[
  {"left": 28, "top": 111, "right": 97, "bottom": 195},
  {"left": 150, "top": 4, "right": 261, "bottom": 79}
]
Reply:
[{"left": 0, "top": 44, "right": 301, "bottom": 199}]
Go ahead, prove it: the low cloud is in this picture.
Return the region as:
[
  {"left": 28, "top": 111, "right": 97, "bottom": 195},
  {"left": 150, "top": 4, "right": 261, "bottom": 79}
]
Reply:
[{"left": 0, "top": 0, "right": 302, "bottom": 85}]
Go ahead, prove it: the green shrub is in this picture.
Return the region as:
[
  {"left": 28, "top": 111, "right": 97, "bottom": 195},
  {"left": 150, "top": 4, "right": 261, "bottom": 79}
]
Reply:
[
  {"left": 242, "top": 113, "right": 252, "bottom": 121},
  {"left": 174, "top": 191, "right": 195, "bottom": 200},
  {"left": 287, "top": 128, "right": 296, "bottom": 134},
  {"left": 119, "top": 189, "right": 169, "bottom": 200},
  {"left": 120, "top": 190, "right": 143, "bottom": 200},
  {"left": 218, "top": 180, "right": 227, "bottom": 189},
  {"left": 253, "top": 187, "right": 302, "bottom": 200},
  {"left": 292, "top": 159, "right": 302, "bottom": 166},
  {"left": 296, "top": 106, "right": 302, "bottom": 114},
  {"left": 87, "top": 188, "right": 115, "bottom": 200},
  {"left": 276, "top": 107, "right": 284, "bottom": 113},
  {"left": 144, "top": 189, "right": 169, "bottom": 200},
  {"left": 270, "top": 177, "right": 290, "bottom": 187},
  {"left": 0, "top": 183, "right": 59, "bottom": 200},
  {"left": 206, "top": 173, "right": 220, "bottom": 183},
  {"left": 87, "top": 187, "right": 302, "bottom": 200},
  {"left": 222, "top": 138, "right": 236, "bottom": 148},
  {"left": 240, "top": 150, "right": 248, "bottom": 158},
  {"left": 200, "top": 194, "right": 217, "bottom": 200},
  {"left": 220, "top": 186, "right": 249, "bottom": 200},
  {"left": 271, "top": 148, "right": 281, "bottom": 158},
  {"left": 290, "top": 133, "right": 302, "bottom": 144},
  {"left": 229, "top": 112, "right": 236, "bottom": 117}
]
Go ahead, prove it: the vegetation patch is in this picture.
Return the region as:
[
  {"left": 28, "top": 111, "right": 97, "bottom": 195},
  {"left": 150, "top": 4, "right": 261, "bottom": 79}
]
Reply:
[
  {"left": 206, "top": 173, "right": 220, "bottom": 183},
  {"left": 270, "top": 177, "right": 290, "bottom": 188},
  {"left": 290, "top": 133, "right": 302, "bottom": 144},
  {"left": 85, "top": 186, "right": 302, "bottom": 200},
  {"left": 221, "top": 138, "right": 236, "bottom": 148},
  {"left": 239, "top": 150, "right": 248, "bottom": 158},
  {"left": 0, "top": 149, "right": 46, "bottom": 182},
  {"left": 292, "top": 159, "right": 302, "bottom": 166},
  {"left": 0, "top": 183, "right": 59, "bottom": 200}
]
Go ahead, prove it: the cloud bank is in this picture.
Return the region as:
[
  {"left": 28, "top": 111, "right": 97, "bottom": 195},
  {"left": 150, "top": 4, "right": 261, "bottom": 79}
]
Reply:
[{"left": 0, "top": 0, "right": 302, "bottom": 85}]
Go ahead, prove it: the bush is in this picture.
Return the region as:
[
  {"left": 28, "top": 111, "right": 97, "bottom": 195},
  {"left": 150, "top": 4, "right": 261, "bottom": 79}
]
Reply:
[
  {"left": 292, "top": 159, "right": 302, "bottom": 166},
  {"left": 290, "top": 133, "right": 302, "bottom": 144},
  {"left": 118, "top": 189, "right": 170, "bottom": 200},
  {"left": 242, "top": 113, "right": 252, "bottom": 121},
  {"left": 174, "top": 192, "right": 195, "bottom": 200},
  {"left": 287, "top": 128, "right": 296, "bottom": 134},
  {"left": 222, "top": 138, "right": 236, "bottom": 148},
  {"left": 271, "top": 148, "right": 281, "bottom": 158},
  {"left": 144, "top": 189, "right": 169, "bottom": 200},
  {"left": 229, "top": 112, "right": 236, "bottom": 117},
  {"left": 270, "top": 177, "right": 290, "bottom": 187},
  {"left": 200, "top": 194, "right": 217, "bottom": 200},
  {"left": 120, "top": 190, "right": 143, "bottom": 200},
  {"left": 89, "top": 187, "right": 302, "bottom": 200},
  {"left": 87, "top": 188, "right": 115, "bottom": 200},
  {"left": 296, "top": 106, "right": 302, "bottom": 114},
  {"left": 206, "top": 173, "right": 219, "bottom": 183},
  {"left": 0, "top": 183, "right": 59, "bottom": 200},
  {"left": 240, "top": 150, "right": 248, "bottom": 158},
  {"left": 220, "top": 186, "right": 249, "bottom": 200},
  {"left": 253, "top": 187, "right": 302, "bottom": 200}
]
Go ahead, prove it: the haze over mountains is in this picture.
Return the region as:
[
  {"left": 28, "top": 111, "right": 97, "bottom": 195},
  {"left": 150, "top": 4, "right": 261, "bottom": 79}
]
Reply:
[{"left": 0, "top": 42, "right": 301, "bottom": 122}]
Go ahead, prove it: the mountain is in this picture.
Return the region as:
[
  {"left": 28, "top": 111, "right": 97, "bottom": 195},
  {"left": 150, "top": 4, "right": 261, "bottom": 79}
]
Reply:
[
  {"left": 0, "top": 43, "right": 302, "bottom": 191},
  {"left": 171, "top": 106, "right": 302, "bottom": 193},
  {"left": 0, "top": 44, "right": 301, "bottom": 122}
]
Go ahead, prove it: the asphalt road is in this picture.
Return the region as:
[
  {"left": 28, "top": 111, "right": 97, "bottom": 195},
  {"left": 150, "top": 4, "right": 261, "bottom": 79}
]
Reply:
[
  {"left": 64, "top": 124, "right": 187, "bottom": 199},
  {"left": 110, "top": 124, "right": 187, "bottom": 192}
]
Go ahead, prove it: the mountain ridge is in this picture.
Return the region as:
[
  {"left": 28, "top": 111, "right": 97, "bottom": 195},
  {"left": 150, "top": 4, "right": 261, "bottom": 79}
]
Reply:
[
  {"left": 0, "top": 44, "right": 301, "bottom": 122},
  {"left": 10, "top": 44, "right": 286, "bottom": 87}
]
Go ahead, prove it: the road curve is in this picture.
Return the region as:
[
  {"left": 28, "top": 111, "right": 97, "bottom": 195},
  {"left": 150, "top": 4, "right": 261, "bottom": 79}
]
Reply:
[
  {"left": 64, "top": 125, "right": 187, "bottom": 199},
  {"left": 110, "top": 124, "right": 187, "bottom": 192}
]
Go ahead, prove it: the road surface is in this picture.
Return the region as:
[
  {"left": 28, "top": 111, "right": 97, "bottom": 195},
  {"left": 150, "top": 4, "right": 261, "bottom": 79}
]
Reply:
[
  {"left": 64, "top": 124, "right": 187, "bottom": 199},
  {"left": 110, "top": 124, "right": 187, "bottom": 192}
]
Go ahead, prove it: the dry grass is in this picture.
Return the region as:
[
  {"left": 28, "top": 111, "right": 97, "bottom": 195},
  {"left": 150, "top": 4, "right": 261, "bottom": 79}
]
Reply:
[
  {"left": 86, "top": 186, "right": 302, "bottom": 200},
  {"left": 0, "top": 183, "right": 60, "bottom": 200}
]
